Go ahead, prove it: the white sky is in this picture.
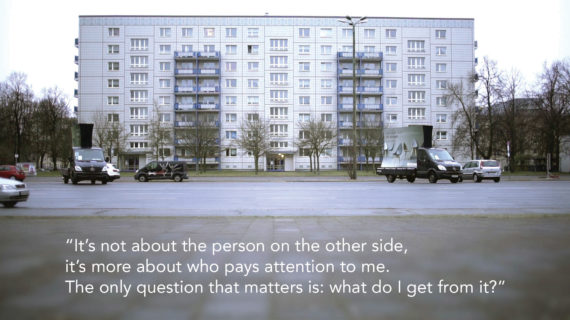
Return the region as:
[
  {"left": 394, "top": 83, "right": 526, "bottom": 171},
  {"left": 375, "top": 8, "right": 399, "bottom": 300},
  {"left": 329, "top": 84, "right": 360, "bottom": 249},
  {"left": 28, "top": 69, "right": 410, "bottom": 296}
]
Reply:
[{"left": 1, "top": 0, "right": 569, "bottom": 105}]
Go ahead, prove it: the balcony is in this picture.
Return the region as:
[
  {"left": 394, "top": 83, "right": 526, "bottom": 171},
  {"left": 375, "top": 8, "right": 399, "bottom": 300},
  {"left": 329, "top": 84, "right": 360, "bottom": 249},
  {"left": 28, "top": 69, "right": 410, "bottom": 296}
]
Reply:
[
  {"left": 174, "top": 121, "right": 196, "bottom": 127},
  {"left": 74, "top": 56, "right": 78, "bottom": 64},
  {"left": 338, "top": 86, "right": 383, "bottom": 95},
  {"left": 174, "top": 86, "right": 197, "bottom": 94},
  {"left": 338, "top": 139, "right": 352, "bottom": 146},
  {"left": 74, "top": 72, "right": 78, "bottom": 81},
  {"left": 174, "top": 51, "right": 198, "bottom": 59},
  {"left": 197, "top": 52, "right": 220, "bottom": 59},
  {"left": 74, "top": 89, "right": 78, "bottom": 97},
  {"left": 74, "top": 38, "right": 79, "bottom": 48},
  {"left": 197, "top": 86, "right": 220, "bottom": 94},
  {"left": 174, "top": 103, "right": 196, "bottom": 111},
  {"left": 358, "top": 104, "right": 383, "bottom": 111},
  {"left": 197, "top": 68, "right": 220, "bottom": 76},
  {"left": 338, "top": 68, "right": 383, "bottom": 78},
  {"left": 196, "top": 103, "right": 220, "bottom": 110},
  {"left": 338, "top": 121, "right": 361, "bottom": 128},
  {"left": 337, "top": 52, "right": 383, "bottom": 60},
  {"left": 175, "top": 69, "right": 197, "bottom": 76}
]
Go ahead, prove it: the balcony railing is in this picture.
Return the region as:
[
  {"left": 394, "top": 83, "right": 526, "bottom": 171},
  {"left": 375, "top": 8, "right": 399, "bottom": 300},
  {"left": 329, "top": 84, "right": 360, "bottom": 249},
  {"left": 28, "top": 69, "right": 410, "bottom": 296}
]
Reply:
[
  {"left": 198, "top": 52, "right": 220, "bottom": 58},
  {"left": 338, "top": 69, "right": 383, "bottom": 77},
  {"left": 197, "top": 86, "right": 220, "bottom": 93},
  {"left": 175, "top": 69, "right": 197, "bottom": 75},
  {"left": 196, "top": 103, "right": 220, "bottom": 110},
  {"left": 337, "top": 52, "right": 383, "bottom": 60},
  {"left": 358, "top": 104, "right": 383, "bottom": 111},
  {"left": 338, "top": 121, "right": 361, "bottom": 128},
  {"left": 174, "top": 86, "right": 197, "bottom": 93},
  {"left": 74, "top": 56, "right": 78, "bottom": 64},
  {"left": 174, "top": 51, "right": 198, "bottom": 59},
  {"left": 174, "top": 103, "right": 196, "bottom": 111},
  {"left": 197, "top": 68, "right": 220, "bottom": 75},
  {"left": 74, "top": 38, "right": 79, "bottom": 48}
]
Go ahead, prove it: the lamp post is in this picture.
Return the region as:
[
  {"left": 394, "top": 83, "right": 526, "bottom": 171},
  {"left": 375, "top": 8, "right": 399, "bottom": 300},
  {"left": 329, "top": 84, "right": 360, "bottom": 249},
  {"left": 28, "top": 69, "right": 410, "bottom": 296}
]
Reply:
[{"left": 338, "top": 16, "right": 367, "bottom": 180}]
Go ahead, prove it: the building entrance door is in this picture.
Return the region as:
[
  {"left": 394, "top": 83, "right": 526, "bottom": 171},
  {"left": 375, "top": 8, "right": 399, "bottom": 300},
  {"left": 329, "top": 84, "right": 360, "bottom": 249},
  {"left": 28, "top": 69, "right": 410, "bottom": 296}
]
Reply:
[
  {"left": 267, "top": 154, "right": 285, "bottom": 171},
  {"left": 125, "top": 155, "right": 139, "bottom": 171}
]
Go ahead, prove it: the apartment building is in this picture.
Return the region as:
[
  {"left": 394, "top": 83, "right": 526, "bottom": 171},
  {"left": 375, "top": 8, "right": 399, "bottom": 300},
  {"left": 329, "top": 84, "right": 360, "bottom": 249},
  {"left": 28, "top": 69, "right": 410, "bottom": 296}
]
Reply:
[{"left": 76, "top": 16, "right": 475, "bottom": 171}]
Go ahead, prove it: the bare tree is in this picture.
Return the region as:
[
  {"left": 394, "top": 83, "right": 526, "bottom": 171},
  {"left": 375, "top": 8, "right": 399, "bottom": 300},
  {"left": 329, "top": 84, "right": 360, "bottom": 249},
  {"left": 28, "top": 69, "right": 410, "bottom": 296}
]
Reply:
[
  {"left": 148, "top": 102, "right": 172, "bottom": 162},
  {"left": 176, "top": 117, "right": 220, "bottom": 172},
  {"left": 360, "top": 120, "right": 383, "bottom": 171},
  {"left": 92, "top": 110, "right": 128, "bottom": 167},
  {"left": 531, "top": 60, "right": 570, "bottom": 172},
  {"left": 297, "top": 119, "right": 336, "bottom": 173},
  {"left": 236, "top": 119, "right": 271, "bottom": 174},
  {"left": 37, "top": 87, "right": 70, "bottom": 170},
  {"left": 477, "top": 57, "right": 503, "bottom": 159},
  {"left": 446, "top": 76, "right": 479, "bottom": 159}
]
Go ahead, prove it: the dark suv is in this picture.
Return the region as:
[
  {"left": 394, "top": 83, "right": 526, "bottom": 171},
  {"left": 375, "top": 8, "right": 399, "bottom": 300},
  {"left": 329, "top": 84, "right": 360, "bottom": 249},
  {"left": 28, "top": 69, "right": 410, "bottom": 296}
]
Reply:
[{"left": 134, "top": 161, "right": 188, "bottom": 182}]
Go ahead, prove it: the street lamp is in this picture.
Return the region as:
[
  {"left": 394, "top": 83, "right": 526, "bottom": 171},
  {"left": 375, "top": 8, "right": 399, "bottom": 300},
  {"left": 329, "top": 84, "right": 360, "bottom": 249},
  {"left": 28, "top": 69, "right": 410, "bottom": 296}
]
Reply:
[{"left": 338, "top": 16, "right": 367, "bottom": 180}]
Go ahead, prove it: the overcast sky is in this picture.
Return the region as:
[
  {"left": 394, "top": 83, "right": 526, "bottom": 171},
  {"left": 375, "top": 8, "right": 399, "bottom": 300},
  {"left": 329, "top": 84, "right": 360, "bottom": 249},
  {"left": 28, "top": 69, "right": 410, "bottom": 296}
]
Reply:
[{"left": 1, "top": 0, "right": 568, "bottom": 105}]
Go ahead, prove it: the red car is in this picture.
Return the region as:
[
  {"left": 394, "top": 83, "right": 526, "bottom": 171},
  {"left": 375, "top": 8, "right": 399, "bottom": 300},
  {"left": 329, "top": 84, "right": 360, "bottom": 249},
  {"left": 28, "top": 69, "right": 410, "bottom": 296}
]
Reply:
[{"left": 0, "top": 165, "right": 26, "bottom": 181}]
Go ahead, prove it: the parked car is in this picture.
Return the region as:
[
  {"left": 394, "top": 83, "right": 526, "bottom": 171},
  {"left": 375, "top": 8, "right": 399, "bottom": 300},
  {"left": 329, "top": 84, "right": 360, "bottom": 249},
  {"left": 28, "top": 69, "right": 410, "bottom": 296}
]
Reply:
[
  {"left": 462, "top": 160, "right": 501, "bottom": 183},
  {"left": 0, "top": 177, "right": 30, "bottom": 207},
  {"left": 0, "top": 165, "right": 26, "bottom": 181},
  {"left": 134, "top": 161, "right": 188, "bottom": 182},
  {"left": 105, "top": 163, "right": 121, "bottom": 182}
]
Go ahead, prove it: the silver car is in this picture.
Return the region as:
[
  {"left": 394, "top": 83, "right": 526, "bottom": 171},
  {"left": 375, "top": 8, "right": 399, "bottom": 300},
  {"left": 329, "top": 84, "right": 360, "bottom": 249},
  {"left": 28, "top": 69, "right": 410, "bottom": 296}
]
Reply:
[
  {"left": 0, "top": 177, "right": 30, "bottom": 207},
  {"left": 462, "top": 160, "right": 501, "bottom": 183}
]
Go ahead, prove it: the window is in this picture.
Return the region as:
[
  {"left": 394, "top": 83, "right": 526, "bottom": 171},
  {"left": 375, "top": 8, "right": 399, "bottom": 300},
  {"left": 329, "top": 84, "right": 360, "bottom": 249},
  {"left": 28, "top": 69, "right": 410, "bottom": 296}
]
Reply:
[
  {"left": 130, "top": 39, "right": 148, "bottom": 51},
  {"left": 130, "top": 142, "right": 148, "bottom": 149},
  {"left": 130, "top": 124, "right": 148, "bottom": 136},
  {"left": 225, "top": 62, "right": 237, "bottom": 72},
  {"left": 108, "top": 45, "right": 119, "bottom": 54},
  {"left": 408, "top": 91, "right": 426, "bottom": 103},
  {"left": 159, "top": 79, "right": 171, "bottom": 88},
  {"left": 299, "top": 79, "right": 310, "bottom": 88},
  {"left": 270, "top": 141, "right": 288, "bottom": 148},
  {"left": 107, "top": 96, "right": 119, "bottom": 105},
  {"left": 204, "top": 28, "right": 215, "bottom": 38},
  {"left": 247, "top": 45, "right": 259, "bottom": 54},
  {"left": 270, "top": 73, "right": 288, "bottom": 85},
  {"left": 247, "top": 113, "right": 259, "bottom": 121},
  {"left": 226, "top": 28, "right": 237, "bottom": 38},
  {"left": 182, "top": 28, "right": 193, "bottom": 37},
  {"left": 107, "top": 79, "right": 119, "bottom": 88},
  {"left": 270, "top": 124, "right": 288, "bottom": 136},
  {"left": 107, "top": 113, "right": 119, "bottom": 122},
  {"left": 108, "top": 62, "right": 119, "bottom": 71},
  {"left": 225, "top": 96, "right": 237, "bottom": 105},
  {"left": 385, "top": 80, "right": 397, "bottom": 89},
  {"left": 226, "top": 113, "right": 237, "bottom": 122},
  {"left": 321, "top": 113, "right": 332, "bottom": 122},
  {"left": 342, "top": 29, "right": 352, "bottom": 38},
  {"left": 319, "top": 28, "right": 332, "bottom": 37},
  {"left": 298, "top": 62, "right": 310, "bottom": 72},
  {"left": 248, "top": 79, "right": 259, "bottom": 88},
  {"left": 160, "top": 28, "right": 171, "bottom": 37},
  {"left": 108, "top": 28, "right": 119, "bottom": 37},
  {"left": 130, "top": 90, "right": 148, "bottom": 102},
  {"left": 436, "top": 97, "right": 447, "bottom": 106},
  {"left": 159, "top": 113, "right": 171, "bottom": 122},
  {"left": 270, "top": 107, "right": 288, "bottom": 119},
  {"left": 160, "top": 45, "right": 171, "bottom": 54},
  {"left": 226, "top": 45, "right": 237, "bottom": 55},
  {"left": 320, "top": 45, "right": 332, "bottom": 55},
  {"left": 384, "top": 46, "right": 397, "bottom": 55},
  {"left": 130, "top": 107, "right": 148, "bottom": 120},
  {"left": 225, "top": 131, "right": 237, "bottom": 139},
  {"left": 130, "top": 73, "right": 148, "bottom": 85},
  {"left": 436, "top": 114, "right": 448, "bottom": 123},
  {"left": 364, "top": 46, "right": 375, "bottom": 53},
  {"left": 299, "top": 113, "right": 310, "bottom": 122},
  {"left": 270, "top": 90, "right": 288, "bottom": 102},
  {"left": 248, "top": 28, "right": 259, "bottom": 38},
  {"left": 436, "top": 46, "right": 447, "bottom": 56},
  {"left": 408, "top": 57, "right": 425, "bottom": 69},
  {"left": 159, "top": 96, "right": 170, "bottom": 106},
  {"left": 130, "top": 56, "right": 148, "bottom": 68},
  {"left": 408, "top": 74, "right": 425, "bottom": 86},
  {"left": 225, "top": 148, "right": 237, "bottom": 157},
  {"left": 387, "top": 114, "right": 398, "bottom": 123},
  {"left": 247, "top": 96, "right": 259, "bottom": 105},
  {"left": 385, "top": 96, "right": 397, "bottom": 106},
  {"left": 436, "top": 131, "right": 448, "bottom": 140},
  {"left": 408, "top": 108, "right": 426, "bottom": 120},
  {"left": 181, "top": 45, "right": 192, "bottom": 54},
  {"left": 321, "top": 96, "right": 333, "bottom": 105},
  {"left": 320, "top": 62, "right": 333, "bottom": 72},
  {"left": 385, "top": 63, "right": 397, "bottom": 72},
  {"left": 159, "top": 62, "right": 171, "bottom": 71},
  {"left": 342, "top": 45, "right": 353, "bottom": 53},
  {"left": 434, "top": 80, "right": 447, "bottom": 89},
  {"left": 299, "top": 45, "right": 310, "bottom": 54},
  {"left": 270, "top": 56, "right": 288, "bottom": 68},
  {"left": 435, "top": 30, "right": 447, "bottom": 39},
  {"left": 299, "top": 96, "right": 310, "bottom": 105},
  {"left": 407, "top": 40, "right": 425, "bottom": 52},
  {"left": 364, "top": 29, "right": 375, "bottom": 38},
  {"left": 225, "top": 79, "right": 237, "bottom": 88},
  {"left": 270, "top": 39, "right": 288, "bottom": 51},
  {"left": 321, "top": 79, "right": 332, "bottom": 88},
  {"left": 436, "top": 63, "right": 447, "bottom": 73},
  {"left": 385, "top": 29, "right": 396, "bottom": 38},
  {"left": 203, "top": 45, "right": 215, "bottom": 52},
  {"left": 299, "top": 28, "right": 310, "bottom": 37},
  {"left": 248, "top": 62, "right": 259, "bottom": 71}
]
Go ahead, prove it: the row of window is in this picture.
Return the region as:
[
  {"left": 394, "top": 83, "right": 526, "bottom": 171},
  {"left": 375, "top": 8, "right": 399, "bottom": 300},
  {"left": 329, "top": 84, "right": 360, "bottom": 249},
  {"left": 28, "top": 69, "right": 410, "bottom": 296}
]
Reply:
[{"left": 108, "top": 27, "right": 448, "bottom": 40}]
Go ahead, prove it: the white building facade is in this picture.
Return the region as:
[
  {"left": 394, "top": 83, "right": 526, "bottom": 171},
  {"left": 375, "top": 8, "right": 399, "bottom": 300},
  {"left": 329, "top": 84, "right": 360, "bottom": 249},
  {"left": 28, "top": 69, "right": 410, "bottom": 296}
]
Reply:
[{"left": 76, "top": 16, "right": 475, "bottom": 171}]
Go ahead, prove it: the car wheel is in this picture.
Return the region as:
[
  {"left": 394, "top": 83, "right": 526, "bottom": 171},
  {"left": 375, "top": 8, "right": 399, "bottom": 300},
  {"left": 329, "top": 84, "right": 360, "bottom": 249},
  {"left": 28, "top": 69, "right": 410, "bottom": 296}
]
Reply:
[
  {"left": 386, "top": 175, "right": 396, "bottom": 183},
  {"left": 494, "top": 177, "right": 501, "bottom": 183},
  {"left": 428, "top": 172, "right": 438, "bottom": 184},
  {"left": 102, "top": 179, "right": 107, "bottom": 185},
  {"left": 173, "top": 174, "right": 183, "bottom": 182},
  {"left": 72, "top": 178, "right": 79, "bottom": 185},
  {"left": 474, "top": 174, "right": 482, "bottom": 183},
  {"left": 64, "top": 177, "right": 69, "bottom": 184},
  {"left": 138, "top": 175, "right": 148, "bottom": 182},
  {"left": 406, "top": 175, "right": 416, "bottom": 183},
  {"left": 91, "top": 180, "right": 96, "bottom": 185},
  {"left": 3, "top": 202, "right": 17, "bottom": 208},
  {"left": 450, "top": 178, "right": 459, "bottom": 183},
  {"left": 9, "top": 176, "right": 16, "bottom": 180}
]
